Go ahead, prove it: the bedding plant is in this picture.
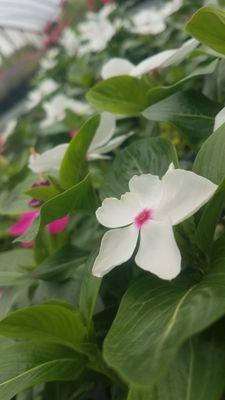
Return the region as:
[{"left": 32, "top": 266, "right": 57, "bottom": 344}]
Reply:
[{"left": 1, "top": 0, "right": 225, "bottom": 399}]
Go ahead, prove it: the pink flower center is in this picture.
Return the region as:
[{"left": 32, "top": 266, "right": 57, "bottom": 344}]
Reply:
[{"left": 134, "top": 208, "right": 153, "bottom": 229}]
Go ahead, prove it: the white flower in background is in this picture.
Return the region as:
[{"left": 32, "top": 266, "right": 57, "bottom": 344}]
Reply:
[
  {"left": 60, "top": 28, "right": 79, "bottom": 56},
  {"left": 92, "top": 166, "right": 217, "bottom": 280},
  {"left": 40, "top": 94, "right": 91, "bottom": 128},
  {"left": 214, "top": 107, "right": 225, "bottom": 131},
  {"left": 77, "top": 5, "right": 117, "bottom": 55},
  {"left": 129, "top": 0, "right": 183, "bottom": 35},
  {"left": 40, "top": 48, "right": 59, "bottom": 71},
  {"left": 29, "top": 113, "right": 132, "bottom": 173},
  {"left": 101, "top": 39, "right": 198, "bottom": 79},
  {"left": 26, "top": 79, "right": 58, "bottom": 110}
]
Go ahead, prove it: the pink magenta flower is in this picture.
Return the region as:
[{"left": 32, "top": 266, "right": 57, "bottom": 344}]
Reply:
[
  {"left": 92, "top": 166, "right": 217, "bottom": 280},
  {"left": 70, "top": 129, "right": 78, "bottom": 138},
  {"left": 9, "top": 211, "right": 69, "bottom": 247}
]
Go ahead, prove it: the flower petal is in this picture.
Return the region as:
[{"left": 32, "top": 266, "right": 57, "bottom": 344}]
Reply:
[
  {"left": 162, "top": 39, "right": 198, "bottom": 68},
  {"left": 89, "top": 112, "right": 116, "bottom": 152},
  {"left": 9, "top": 211, "right": 39, "bottom": 237},
  {"left": 101, "top": 58, "right": 135, "bottom": 79},
  {"left": 131, "top": 50, "right": 176, "bottom": 77},
  {"left": 48, "top": 215, "right": 69, "bottom": 235},
  {"left": 92, "top": 131, "right": 134, "bottom": 157},
  {"left": 129, "top": 174, "right": 162, "bottom": 209},
  {"left": 156, "top": 168, "right": 217, "bottom": 225},
  {"left": 96, "top": 193, "right": 141, "bottom": 228},
  {"left": 92, "top": 224, "right": 139, "bottom": 277},
  {"left": 214, "top": 106, "right": 225, "bottom": 131},
  {"left": 135, "top": 220, "right": 181, "bottom": 280},
  {"left": 28, "top": 144, "right": 68, "bottom": 174}
]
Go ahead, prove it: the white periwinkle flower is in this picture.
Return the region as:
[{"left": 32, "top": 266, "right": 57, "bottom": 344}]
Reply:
[
  {"left": 101, "top": 39, "right": 198, "bottom": 79},
  {"left": 129, "top": 0, "right": 183, "bottom": 35},
  {"left": 214, "top": 106, "right": 225, "bottom": 131},
  {"left": 77, "top": 5, "right": 117, "bottom": 55},
  {"left": 1, "top": 119, "right": 17, "bottom": 140},
  {"left": 26, "top": 79, "right": 58, "bottom": 110},
  {"left": 40, "top": 48, "right": 59, "bottom": 71},
  {"left": 92, "top": 167, "right": 217, "bottom": 280},
  {"left": 29, "top": 113, "right": 131, "bottom": 173},
  {"left": 60, "top": 28, "right": 79, "bottom": 56},
  {"left": 40, "top": 94, "right": 91, "bottom": 128}
]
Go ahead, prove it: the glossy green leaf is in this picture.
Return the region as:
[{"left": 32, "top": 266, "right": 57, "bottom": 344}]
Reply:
[
  {"left": 128, "top": 334, "right": 225, "bottom": 400},
  {"left": 147, "top": 60, "right": 218, "bottom": 105},
  {"left": 100, "top": 137, "right": 178, "bottom": 199},
  {"left": 186, "top": 6, "right": 225, "bottom": 55},
  {"left": 87, "top": 76, "right": 150, "bottom": 115},
  {"left": 25, "top": 184, "right": 59, "bottom": 202},
  {"left": 60, "top": 115, "right": 100, "bottom": 189},
  {"left": 0, "top": 303, "right": 87, "bottom": 351},
  {"left": 195, "top": 178, "right": 225, "bottom": 254},
  {"left": 32, "top": 245, "right": 87, "bottom": 282},
  {"left": 193, "top": 123, "right": 225, "bottom": 184},
  {"left": 0, "top": 342, "right": 86, "bottom": 400},
  {"left": 104, "top": 256, "right": 225, "bottom": 387},
  {"left": 143, "top": 91, "right": 219, "bottom": 144}
]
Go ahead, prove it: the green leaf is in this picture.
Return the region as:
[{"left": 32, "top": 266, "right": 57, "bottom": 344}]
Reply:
[
  {"left": 60, "top": 115, "right": 100, "bottom": 189},
  {"left": 147, "top": 60, "right": 218, "bottom": 105},
  {"left": 100, "top": 137, "right": 178, "bottom": 199},
  {"left": 0, "top": 342, "right": 86, "bottom": 400},
  {"left": 195, "top": 178, "right": 225, "bottom": 254},
  {"left": 79, "top": 249, "right": 102, "bottom": 330},
  {"left": 0, "top": 249, "right": 33, "bottom": 287},
  {"left": 103, "top": 257, "right": 225, "bottom": 388},
  {"left": 186, "top": 6, "right": 225, "bottom": 55},
  {"left": 25, "top": 184, "right": 59, "bottom": 202},
  {"left": 0, "top": 303, "right": 87, "bottom": 352},
  {"left": 143, "top": 91, "right": 219, "bottom": 144},
  {"left": 87, "top": 76, "right": 150, "bottom": 115},
  {"left": 193, "top": 123, "right": 225, "bottom": 184},
  {"left": 15, "top": 174, "right": 96, "bottom": 243},
  {"left": 32, "top": 245, "right": 87, "bottom": 282},
  {"left": 128, "top": 334, "right": 225, "bottom": 400}
]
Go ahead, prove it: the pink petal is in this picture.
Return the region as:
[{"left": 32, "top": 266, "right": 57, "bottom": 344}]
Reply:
[
  {"left": 9, "top": 211, "right": 39, "bottom": 237},
  {"left": 48, "top": 215, "right": 69, "bottom": 235}
]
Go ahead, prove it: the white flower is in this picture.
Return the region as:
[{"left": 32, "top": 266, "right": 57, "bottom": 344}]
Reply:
[
  {"left": 26, "top": 79, "right": 58, "bottom": 110},
  {"left": 129, "top": 0, "right": 183, "bottom": 35},
  {"left": 29, "top": 113, "right": 131, "bottom": 173},
  {"left": 77, "top": 6, "right": 117, "bottom": 55},
  {"left": 92, "top": 167, "right": 217, "bottom": 280},
  {"left": 40, "top": 48, "right": 59, "bottom": 71},
  {"left": 60, "top": 28, "right": 79, "bottom": 56},
  {"left": 101, "top": 39, "right": 198, "bottom": 79},
  {"left": 40, "top": 94, "right": 91, "bottom": 128},
  {"left": 214, "top": 106, "right": 225, "bottom": 131}
]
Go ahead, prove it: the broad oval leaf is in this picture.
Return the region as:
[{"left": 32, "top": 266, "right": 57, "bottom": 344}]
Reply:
[
  {"left": 100, "top": 137, "right": 178, "bottom": 199},
  {"left": 87, "top": 76, "right": 150, "bottom": 115},
  {"left": 60, "top": 115, "right": 100, "bottom": 189},
  {"left": 143, "top": 91, "right": 219, "bottom": 144},
  {"left": 104, "top": 255, "right": 225, "bottom": 387},
  {"left": 186, "top": 6, "right": 225, "bottom": 55},
  {"left": 0, "top": 342, "right": 86, "bottom": 400},
  {"left": 193, "top": 123, "right": 225, "bottom": 184}
]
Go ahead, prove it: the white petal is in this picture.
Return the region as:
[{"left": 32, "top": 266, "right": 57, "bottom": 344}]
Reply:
[
  {"left": 129, "top": 174, "right": 162, "bottom": 209},
  {"left": 160, "top": 0, "right": 183, "bottom": 17},
  {"left": 89, "top": 112, "right": 116, "bottom": 152},
  {"left": 156, "top": 169, "right": 217, "bottom": 225},
  {"left": 131, "top": 50, "right": 176, "bottom": 77},
  {"left": 96, "top": 193, "right": 141, "bottom": 228},
  {"left": 93, "top": 132, "right": 134, "bottom": 155},
  {"left": 135, "top": 220, "right": 181, "bottom": 280},
  {"left": 92, "top": 224, "right": 139, "bottom": 277},
  {"left": 214, "top": 106, "right": 225, "bottom": 131},
  {"left": 28, "top": 144, "right": 68, "bottom": 174},
  {"left": 101, "top": 58, "right": 135, "bottom": 79},
  {"left": 162, "top": 39, "right": 198, "bottom": 68}
]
